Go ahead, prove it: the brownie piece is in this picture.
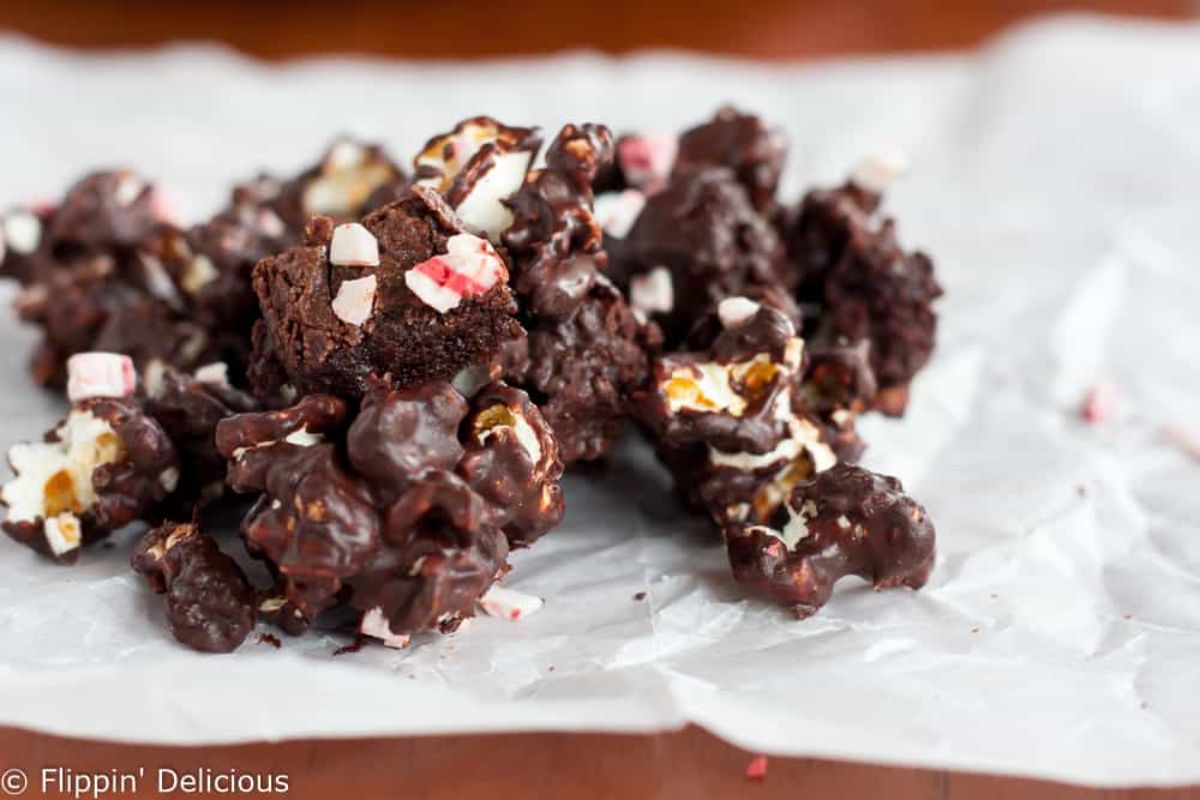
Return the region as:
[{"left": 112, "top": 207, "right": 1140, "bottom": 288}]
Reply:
[
  {"left": 725, "top": 463, "right": 936, "bottom": 618},
  {"left": 250, "top": 186, "right": 521, "bottom": 400}
]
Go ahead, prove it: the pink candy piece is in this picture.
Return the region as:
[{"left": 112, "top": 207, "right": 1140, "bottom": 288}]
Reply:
[
  {"left": 404, "top": 233, "right": 507, "bottom": 314},
  {"left": 618, "top": 134, "right": 677, "bottom": 195},
  {"left": 744, "top": 755, "right": 768, "bottom": 781},
  {"left": 478, "top": 585, "right": 544, "bottom": 621},
  {"left": 66, "top": 352, "right": 137, "bottom": 402},
  {"left": 1081, "top": 382, "right": 1116, "bottom": 424}
]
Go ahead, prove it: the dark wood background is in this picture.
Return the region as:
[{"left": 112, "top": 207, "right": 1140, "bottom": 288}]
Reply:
[{"left": 2, "top": 1, "right": 1199, "bottom": 797}]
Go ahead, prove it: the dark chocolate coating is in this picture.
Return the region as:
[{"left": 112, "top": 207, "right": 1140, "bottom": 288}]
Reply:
[
  {"left": 725, "top": 463, "right": 936, "bottom": 618},
  {"left": 131, "top": 520, "right": 256, "bottom": 653},
  {"left": 251, "top": 189, "right": 520, "bottom": 400},
  {"left": 503, "top": 280, "right": 654, "bottom": 464},
  {"left": 674, "top": 107, "right": 787, "bottom": 214},
  {"left": 346, "top": 380, "right": 468, "bottom": 504},
  {"left": 799, "top": 340, "right": 876, "bottom": 463},
  {"left": 350, "top": 470, "right": 508, "bottom": 637},
  {"left": 613, "top": 167, "right": 787, "bottom": 347},
  {"left": 457, "top": 382, "right": 564, "bottom": 547}
]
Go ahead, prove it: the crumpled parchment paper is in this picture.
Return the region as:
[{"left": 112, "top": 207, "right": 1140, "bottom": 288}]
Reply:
[{"left": 1, "top": 15, "right": 1199, "bottom": 787}]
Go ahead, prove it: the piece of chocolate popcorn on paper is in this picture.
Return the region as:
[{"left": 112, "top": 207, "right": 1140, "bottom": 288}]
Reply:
[
  {"left": 131, "top": 520, "right": 256, "bottom": 653},
  {"left": 250, "top": 187, "right": 520, "bottom": 400},
  {"left": 635, "top": 299, "right": 837, "bottom": 527},
  {"left": 673, "top": 107, "right": 788, "bottom": 215},
  {"left": 217, "top": 395, "right": 378, "bottom": 629},
  {"left": 612, "top": 166, "right": 788, "bottom": 348},
  {"left": 782, "top": 152, "right": 940, "bottom": 416},
  {"left": 349, "top": 470, "right": 509, "bottom": 643},
  {"left": 415, "top": 117, "right": 542, "bottom": 244},
  {"left": 725, "top": 463, "right": 935, "bottom": 619},
  {"left": 2, "top": 359, "right": 179, "bottom": 562}
]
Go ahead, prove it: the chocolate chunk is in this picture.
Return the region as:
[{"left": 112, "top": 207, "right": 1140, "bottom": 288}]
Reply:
[
  {"left": 131, "top": 520, "right": 255, "bottom": 653},
  {"left": 1, "top": 397, "right": 179, "bottom": 562},
  {"left": 799, "top": 340, "right": 876, "bottom": 463},
  {"left": 725, "top": 463, "right": 936, "bottom": 618},
  {"left": 613, "top": 167, "right": 787, "bottom": 347},
  {"left": 674, "top": 107, "right": 787, "bottom": 214},
  {"left": 250, "top": 188, "right": 520, "bottom": 400}
]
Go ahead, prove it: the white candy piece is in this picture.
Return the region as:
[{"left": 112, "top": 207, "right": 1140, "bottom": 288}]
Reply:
[
  {"left": 717, "top": 296, "right": 761, "bottom": 329},
  {"left": 629, "top": 266, "right": 674, "bottom": 315},
  {"left": 478, "top": 585, "right": 544, "bottom": 621},
  {"left": 329, "top": 223, "right": 380, "bottom": 267},
  {"left": 193, "top": 362, "right": 230, "bottom": 387},
  {"left": 359, "top": 607, "right": 411, "bottom": 649},
  {"left": 140, "top": 253, "right": 183, "bottom": 309},
  {"left": 331, "top": 275, "right": 378, "bottom": 326},
  {"left": 113, "top": 173, "right": 145, "bottom": 206},
  {"left": 851, "top": 148, "right": 909, "bottom": 194},
  {"left": 3, "top": 211, "right": 42, "bottom": 255},
  {"left": 592, "top": 189, "right": 646, "bottom": 239},
  {"left": 454, "top": 150, "right": 533, "bottom": 243},
  {"left": 66, "top": 352, "right": 137, "bottom": 402}
]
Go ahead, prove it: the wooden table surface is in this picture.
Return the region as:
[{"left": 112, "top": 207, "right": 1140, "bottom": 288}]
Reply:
[{"left": 2, "top": 1, "right": 1199, "bottom": 797}]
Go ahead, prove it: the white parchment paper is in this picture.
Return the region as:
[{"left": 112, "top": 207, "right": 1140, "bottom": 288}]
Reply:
[{"left": 1, "top": 15, "right": 1199, "bottom": 786}]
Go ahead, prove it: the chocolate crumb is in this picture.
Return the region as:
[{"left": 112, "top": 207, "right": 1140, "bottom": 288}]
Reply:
[
  {"left": 333, "top": 636, "right": 369, "bottom": 657},
  {"left": 257, "top": 633, "right": 282, "bottom": 649},
  {"left": 634, "top": 591, "right": 647, "bottom": 601}
]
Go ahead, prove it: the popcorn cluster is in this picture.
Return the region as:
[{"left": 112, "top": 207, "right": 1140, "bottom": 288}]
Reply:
[{"left": 0, "top": 107, "right": 942, "bottom": 650}]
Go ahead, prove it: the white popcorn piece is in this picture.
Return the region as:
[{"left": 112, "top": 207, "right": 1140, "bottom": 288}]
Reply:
[
  {"left": 477, "top": 404, "right": 543, "bottom": 466},
  {"left": 717, "top": 296, "right": 761, "bottom": 329},
  {"left": 193, "top": 362, "right": 230, "bottom": 387},
  {"left": 453, "top": 149, "right": 534, "bottom": 243},
  {"left": 329, "top": 223, "right": 380, "bottom": 267},
  {"left": 629, "top": 266, "right": 674, "bottom": 315},
  {"left": 42, "top": 513, "right": 84, "bottom": 557},
  {"left": 592, "top": 189, "right": 646, "bottom": 239},
  {"left": 331, "top": 275, "right": 378, "bottom": 326},
  {"left": 140, "top": 253, "right": 183, "bottom": 309},
  {"left": 478, "top": 585, "right": 544, "bottom": 621},
  {"left": 257, "top": 208, "right": 286, "bottom": 239},
  {"left": 303, "top": 140, "right": 394, "bottom": 216},
  {"left": 1, "top": 410, "right": 125, "bottom": 532},
  {"left": 181, "top": 254, "right": 219, "bottom": 295},
  {"left": 851, "top": 148, "right": 909, "bottom": 194},
  {"left": 359, "top": 607, "right": 411, "bottom": 649},
  {"left": 404, "top": 233, "right": 506, "bottom": 314},
  {"left": 664, "top": 361, "right": 749, "bottom": 417},
  {"left": 66, "top": 352, "right": 137, "bottom": 402},
  {"left": 414, "top": 120, "right": 505, "bottom": 192},
  {"left": 3, "top": 210, "right": 42, "bottom": 255}
]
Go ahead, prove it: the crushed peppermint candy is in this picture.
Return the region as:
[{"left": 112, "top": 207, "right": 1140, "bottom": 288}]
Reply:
[
  {"left": 329, "top": 223, "right": 380, "bottom": 267},
  {"left": 1081, "top": 381, "right": 1116, "bottom": 424},
  {"left": 331, "top": 275, "right": 378, "bottom": 326},
  {"left": 619, "top": 134, "right": 677, "bottom": 194},
  {"left": 478, "top": 585, "right": 544, "bottom": 621},
  {"left": 66, "top": 352, "right": 137, "bottom": 402},
  {"left": 404, "top": 233, "right": 506, "bottom": 314},
  {"left": 851, "top": 148, "right": 909, "bottom": 194},
  {"left": 629, "top": 266, "right": 674, "bottom": 315},
  {"left": 718, "top": 296, "right": 761, "bottom": 329},
  {"left": 744, "top": 755, "right": 768, "bottom": 781},
  {"left": 593, "top": 189, "right": 646, "bottom": 239}
]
